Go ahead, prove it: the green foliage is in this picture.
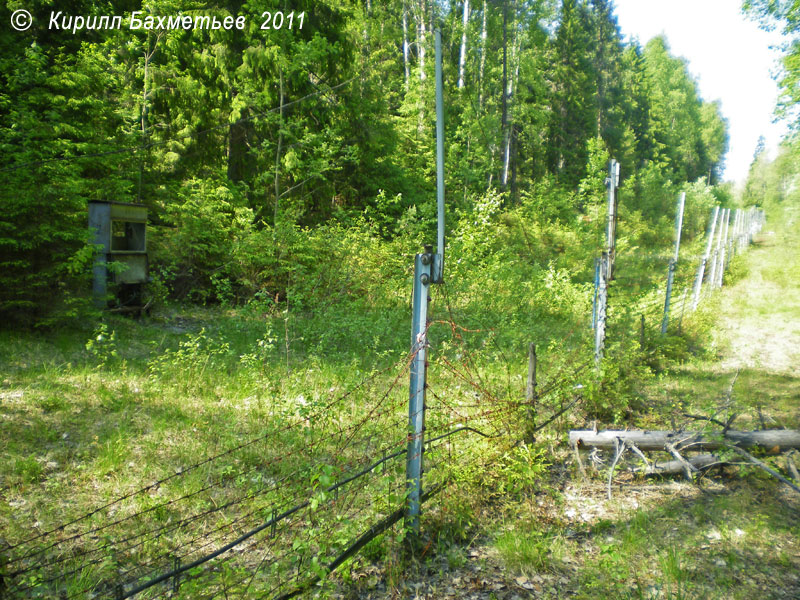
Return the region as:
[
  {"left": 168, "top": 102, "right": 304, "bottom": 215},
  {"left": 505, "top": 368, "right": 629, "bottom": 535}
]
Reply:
[
  {"left": 744, "top": 0, "right": 800, "bottom": 126},
  {"left": 0, "top": 0, "right": 735, "bottom": 325},
  {"left": 85, "top": 323, "right": 118, "bottom": 369},
  {"left": 493, "top": 443, "right": 550, "bottom": 497},
  {"left": 147, "top": 328, "right": 231, "bottom": 392}
]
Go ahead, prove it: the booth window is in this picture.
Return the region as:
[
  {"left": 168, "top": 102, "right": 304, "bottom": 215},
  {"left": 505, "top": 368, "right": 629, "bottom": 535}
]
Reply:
[{"left": 111, "top": 221, "right": 146, "bottom": 252}]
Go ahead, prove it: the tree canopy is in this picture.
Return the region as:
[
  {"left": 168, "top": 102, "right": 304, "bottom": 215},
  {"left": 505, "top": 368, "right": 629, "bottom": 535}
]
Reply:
[{"left": 0, "top": 0, "right": 730, "bottom": 323}]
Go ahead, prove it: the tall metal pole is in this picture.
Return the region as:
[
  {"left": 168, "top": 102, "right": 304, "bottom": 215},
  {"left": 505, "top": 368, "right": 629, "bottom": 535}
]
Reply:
[
  {"left": 406, "top": 29, "right": 446, "bottom": 539},
  {"left": 691, "top": 205, "right": 719, "bottom": 311},
  {"left": 717, "top": 208, "right": 731, "bottom": 287},
  {"left": 606, "top": 160, "right": 620, "bottom": 280},
  {"left": 662, "top": 192, "right": 686, "bottom": 334},
  {"left": 595, "top": 160, "right": 618, "bottom": 367},
  {"left": 433, "top": 29, "right": 445, "bottom": 284},
  {"left": 594, "top": 252, "right": 608, "bottom": 367}
]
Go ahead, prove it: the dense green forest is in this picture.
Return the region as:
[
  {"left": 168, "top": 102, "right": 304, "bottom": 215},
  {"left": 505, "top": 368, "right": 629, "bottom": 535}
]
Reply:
[{"left": 0, "top": 0, "right": 731, "bottom": 324}]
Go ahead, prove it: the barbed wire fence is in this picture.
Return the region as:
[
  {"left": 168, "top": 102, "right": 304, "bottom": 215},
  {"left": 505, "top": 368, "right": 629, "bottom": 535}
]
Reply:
[
  {"left": 630, "top": 205, "right": 765, "bottom": 345},
  {"left": 2, "top": 260, "right": 617, "bottom": 600}
]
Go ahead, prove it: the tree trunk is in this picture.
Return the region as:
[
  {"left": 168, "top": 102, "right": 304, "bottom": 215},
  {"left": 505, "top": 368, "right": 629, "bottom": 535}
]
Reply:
[
  {"left": 502, "top": 8, "right": 519, "bottom": 188},
  {"left": 403, "top": 0, "right": 410, "bottom": 92},
  {"left": 478, "top": 0, "right": 487, "bottom": 110},
  {"left": 417, "top": 0, "right": 427, "bottom": 82},
  {"left": 273, "top": 67, "right": 284, "bottom": 226},
  {"left": 139, "top": 32, "right": 162, "bottom": 202},
  {"left": 458, "top": 0, "right": 470, "bottom": 89},
  {"left": 501, "top": 0, "right": 508, "bottom": 163}
]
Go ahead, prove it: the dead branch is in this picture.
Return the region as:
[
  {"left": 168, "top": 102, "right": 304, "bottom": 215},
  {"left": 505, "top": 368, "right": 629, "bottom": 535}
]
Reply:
[
  {"left": 665, "top": 442, "right": 696, "bottom": 482},
  {"left": 682, "top": 413, "right": 728, "bottom": 429},
  {"left": 786, "top": 451, "right": 800, "bottom": 483},
  {"left": 607, "top": 438, "right": 626, "bottom": 500},
  {"left": 724, "top": 444, "right": 800, "bottom": 495}
]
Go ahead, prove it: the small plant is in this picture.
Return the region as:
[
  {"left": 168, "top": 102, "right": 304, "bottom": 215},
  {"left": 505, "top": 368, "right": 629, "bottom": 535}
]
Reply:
[
  {"left": 495, "top": 442, "right": 550, "bottom": 497},
  {"left": 85, "top": 323, "right": 118, "bottom": 368},
  {"left": 239, "top": 323, "right": 277, "bottom": 371},
  {"left": 147, "top": 328, "right": 230, "bottom": 391}
]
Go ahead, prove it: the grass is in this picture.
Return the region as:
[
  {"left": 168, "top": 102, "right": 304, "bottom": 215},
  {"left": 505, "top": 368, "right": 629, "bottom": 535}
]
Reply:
[
  {"left": 0, "top": 296, "right": 549, "bottom": 598},
  {"left": 486, "top": 203, "right": 800, "bottom": 600},
  {"left": 490, "top": 478, "right": 800, "bottom": 600},
  {"left": 1, "top": 202, "right": 795, "bottom": 598}
]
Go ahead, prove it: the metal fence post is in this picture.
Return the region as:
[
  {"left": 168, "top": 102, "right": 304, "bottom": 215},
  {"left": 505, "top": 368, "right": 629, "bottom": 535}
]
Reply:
[
  {"left": 661, "top": 192, "right": 685, "bottom": 334},
  {"left": 405, "top": 28, "right": 446, "bottom": 540},
  {"left": 591, "top": 257, "right": 600, "bottom": 330},
  {"left": 718, "top": 208, "right": 731, "bottom": 287},
  {"left": 594, "top": 159, "right": 618, "bottom": 367},
  {"left": 661, "top": 259, "right": 676, "bottom": 335},
  {"left": 691, "top": 205, "right": 719, "bottom": 311},
  {"left": 405, "top": 248, "right": 433, "bottom": 535},
  {"left": 594, "top": 252, "right": 608, "bottom": 367},
  {"left": 525, "top": 343, "right": 537, "bottom": 442}
]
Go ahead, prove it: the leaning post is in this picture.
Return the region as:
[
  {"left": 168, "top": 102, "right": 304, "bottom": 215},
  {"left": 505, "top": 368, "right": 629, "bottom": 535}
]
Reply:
[{"left": 691, "top": 205, "right": 719, "bottom": 311}]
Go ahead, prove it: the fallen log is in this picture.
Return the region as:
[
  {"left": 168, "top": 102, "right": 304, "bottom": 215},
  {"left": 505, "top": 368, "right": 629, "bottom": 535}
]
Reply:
[{"left": 569, "top": 429, "right": 800, "bottom": 452}]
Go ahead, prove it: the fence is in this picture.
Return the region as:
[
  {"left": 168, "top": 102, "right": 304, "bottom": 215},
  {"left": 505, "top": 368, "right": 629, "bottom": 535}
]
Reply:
[
  {"left": 2, "top": 285, "right": 599, "bottom": 599},
  {"left": 1, "top": 192, "right": 765, "bottom": 599},
  {"left": 593, "top": 195, "right": 765, "bottom": 355}
]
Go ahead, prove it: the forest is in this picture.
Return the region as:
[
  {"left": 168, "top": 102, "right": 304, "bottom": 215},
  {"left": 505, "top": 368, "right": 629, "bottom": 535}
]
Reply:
[
  {"left": 1, "top": 0, "right": 730, "bottom": 322},
  {"left": 2, "top": 0, "right": 800, "bottom": 598}
]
